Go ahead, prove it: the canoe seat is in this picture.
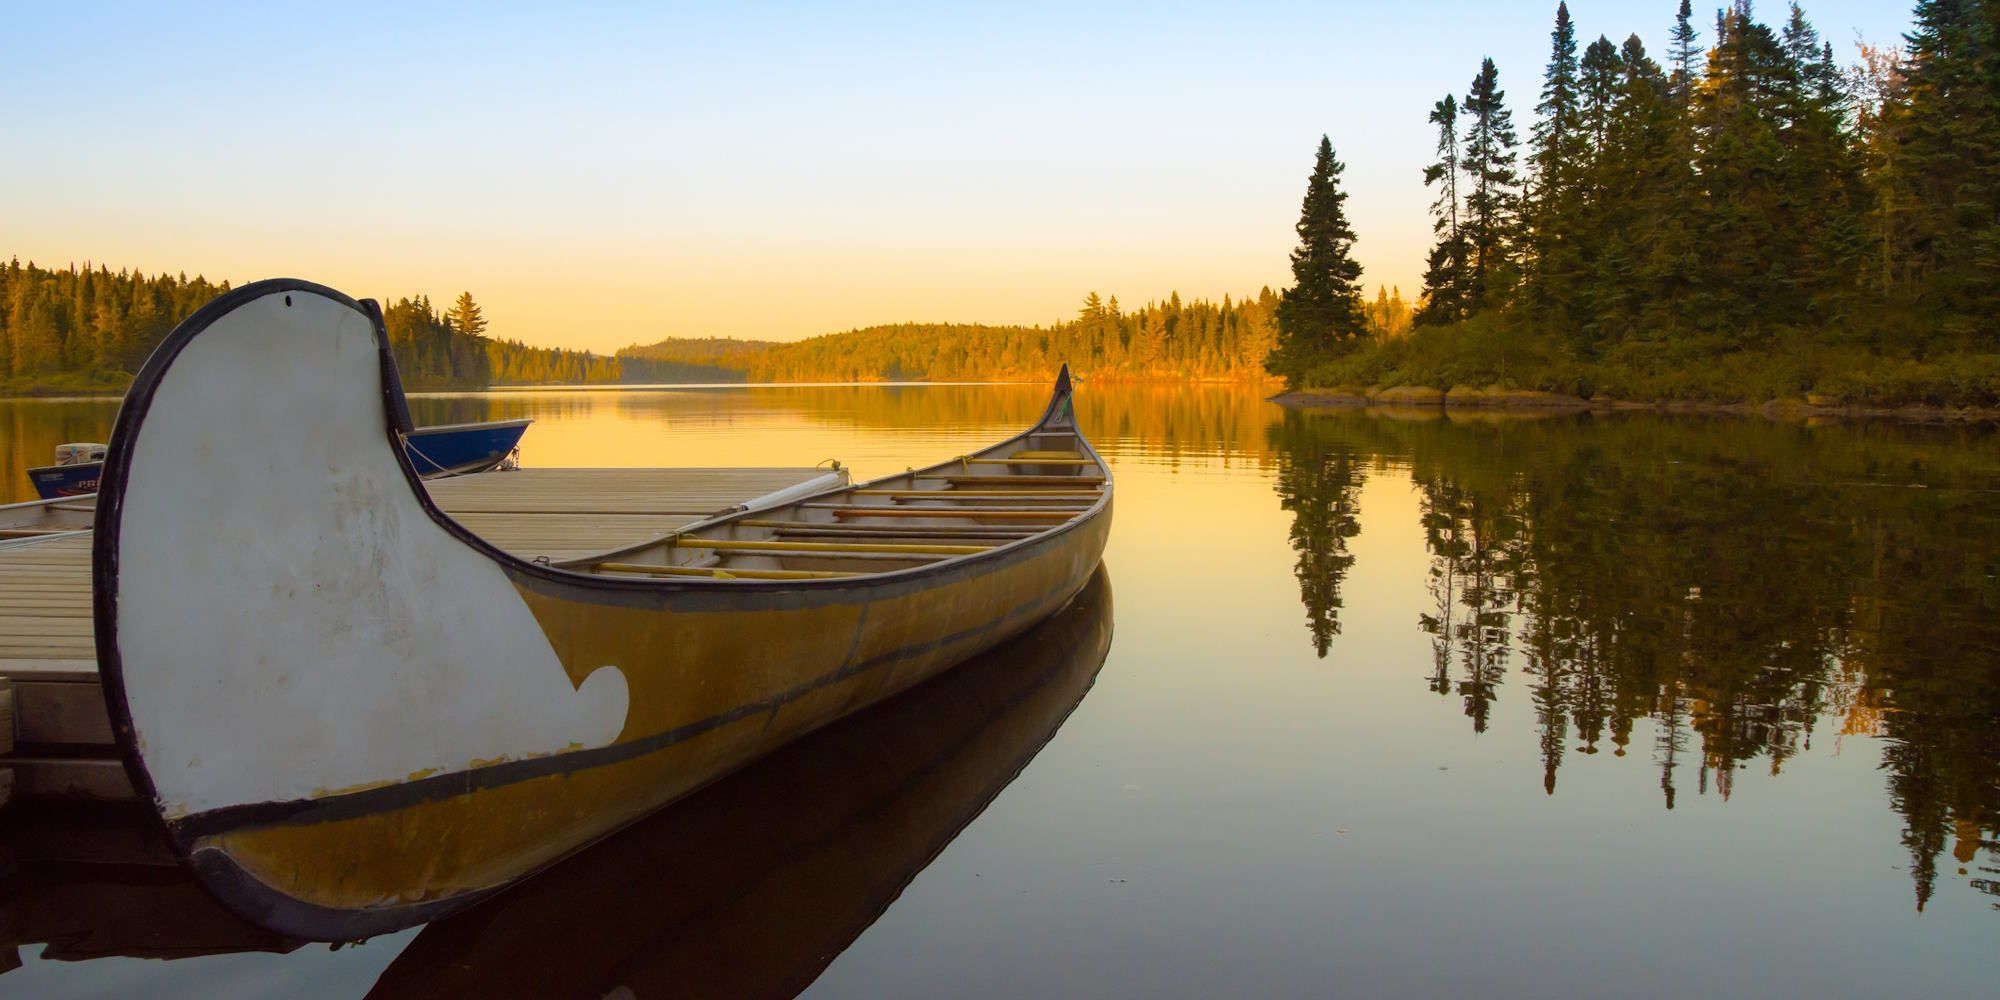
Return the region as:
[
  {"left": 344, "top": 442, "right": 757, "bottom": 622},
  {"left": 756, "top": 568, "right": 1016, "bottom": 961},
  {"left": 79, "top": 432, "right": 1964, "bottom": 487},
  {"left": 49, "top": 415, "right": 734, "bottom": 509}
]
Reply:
[{"left": 1010, "top": 450, "right": 1086, "bottom": 460}]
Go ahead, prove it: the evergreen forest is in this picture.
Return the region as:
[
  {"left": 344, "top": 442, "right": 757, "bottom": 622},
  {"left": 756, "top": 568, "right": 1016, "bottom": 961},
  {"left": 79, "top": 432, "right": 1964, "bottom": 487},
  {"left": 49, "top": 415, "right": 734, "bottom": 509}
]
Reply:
[
  {"left": 1269, "top": 0, "right": 2000, "bottom": 407},
  {"left": 0, "top": 263, "right": 643, "bottom": 392}
]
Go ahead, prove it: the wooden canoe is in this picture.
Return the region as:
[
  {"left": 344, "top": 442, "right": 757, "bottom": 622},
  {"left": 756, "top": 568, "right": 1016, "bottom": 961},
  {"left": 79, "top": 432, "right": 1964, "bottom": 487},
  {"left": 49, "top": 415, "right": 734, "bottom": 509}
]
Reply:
[{"left": 91, "top": 279, "right": 1113, "bottom": 940}]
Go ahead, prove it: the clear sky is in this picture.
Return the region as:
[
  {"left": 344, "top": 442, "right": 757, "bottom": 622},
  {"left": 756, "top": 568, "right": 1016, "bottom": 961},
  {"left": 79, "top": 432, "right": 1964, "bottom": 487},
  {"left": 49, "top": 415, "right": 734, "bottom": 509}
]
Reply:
[{"left": 4, "top": 1, "right": 1913, "bottom": 353}]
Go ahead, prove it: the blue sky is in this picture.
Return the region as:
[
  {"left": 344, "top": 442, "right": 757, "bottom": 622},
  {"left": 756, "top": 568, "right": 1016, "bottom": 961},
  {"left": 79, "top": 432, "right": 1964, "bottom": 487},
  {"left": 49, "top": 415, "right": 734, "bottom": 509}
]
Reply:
[{"left": 3, "top": 1, "right": 1915, "bottom": 350}]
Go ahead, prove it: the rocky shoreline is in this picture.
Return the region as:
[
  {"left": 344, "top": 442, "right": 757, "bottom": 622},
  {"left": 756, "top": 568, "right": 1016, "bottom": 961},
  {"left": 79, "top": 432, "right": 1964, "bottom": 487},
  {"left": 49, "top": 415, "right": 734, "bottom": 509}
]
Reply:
[{"left": 1271, "top": 385, "right": 2000, "bottom": 423}]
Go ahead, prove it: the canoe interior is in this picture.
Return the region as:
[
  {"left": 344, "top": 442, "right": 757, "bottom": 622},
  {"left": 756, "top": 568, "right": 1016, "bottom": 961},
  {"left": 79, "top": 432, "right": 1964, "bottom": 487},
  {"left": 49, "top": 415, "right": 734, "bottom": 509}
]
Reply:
[{"left": 572, "top": 424, "right": 1112, "bottom": 582}]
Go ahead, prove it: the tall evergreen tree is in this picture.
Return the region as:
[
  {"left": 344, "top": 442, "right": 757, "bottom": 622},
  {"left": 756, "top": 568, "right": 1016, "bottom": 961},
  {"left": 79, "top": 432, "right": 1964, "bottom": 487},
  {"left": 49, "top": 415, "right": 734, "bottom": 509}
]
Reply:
[
  {"left": 1418, "top": 94, "right": 1469, "bottom": 325},
  {"left": 1268, "top": 136, "right": 1367, "bottom": 384},
  {"left": 448, "top": 291, "right": 488, "bottom": 339},
  {"left": 1667, "top": 0, "right": 1703, "bottom": 106},
  {"left": 1568, "top": 35, "right": 1627, "bottom": 338},
  {"left": 1856, "top": 40, "right": 1916, "bottom": 297},
  {"left": 1461, "top": 59, "right": 1522, "bottom": 313},
  {"left": 1594, "top": 36, "right": 1679, "bottom": 334},
  {"left": 1579, "top": 36, "right": 1624, "bottom": 158},
  {"left": 1777, "top": 4, "right": 1869, "bottom": 320},
  {"left": 1689, "top": 4, "right": 1800, "bottom": 337},
  {"left": 1526, "top": 3, "right": 1586, "bottom": 323}
]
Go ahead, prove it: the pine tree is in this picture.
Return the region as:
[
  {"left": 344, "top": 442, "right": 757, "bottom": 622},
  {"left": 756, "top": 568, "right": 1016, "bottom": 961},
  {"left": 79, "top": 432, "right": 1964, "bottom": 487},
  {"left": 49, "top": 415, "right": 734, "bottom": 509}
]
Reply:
[
  {"left": 1777, "top": 4, "right": 1868, "bottom": 321},
  {"left": 1526, "top": 3, "right": 1586, "bottom": 323},
  {"left": 448, "top": 291, "right": 487, "bottom": 339},
  {"left": 1856, "top": 40, "right": 1916, "bottom": 297},
  {"left": 1268, "top": 135, "right": 1367, "bottom": 384},
  {"left": 1418, "top": 94, "right": 1468, "bottom": 325},
  {"left": 1461, "top": 58, "right": 1521, "bottom": 313},
  {"left": 1595, "top": 35, "right": 1678, "bottom": 334},
  {"left": 1570, "top": 35, "right": 1627, "bottom": 338},
  {"left": 1579, "top": 36, "right": 1624, "bottom": 158},
  {"left": 1689, "top": 4, "right": 1798, "bottom": 338},
  {"left": 1667, "top": 0, "right": 1702, "bottom": 106}
]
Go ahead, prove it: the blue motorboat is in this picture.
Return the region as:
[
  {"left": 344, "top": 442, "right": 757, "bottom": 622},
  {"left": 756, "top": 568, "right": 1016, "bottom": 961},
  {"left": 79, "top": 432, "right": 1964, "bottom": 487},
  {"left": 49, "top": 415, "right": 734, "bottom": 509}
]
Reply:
[{"left": 25, "top": 417, "right": 533, "bottom": 499}]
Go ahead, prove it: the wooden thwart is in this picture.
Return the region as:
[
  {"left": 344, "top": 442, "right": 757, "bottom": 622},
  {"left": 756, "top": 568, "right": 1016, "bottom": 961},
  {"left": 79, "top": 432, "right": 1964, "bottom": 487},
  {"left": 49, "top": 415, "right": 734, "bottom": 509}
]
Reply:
[
  {"left": 940, "top": 475, "right": 1105, "bottom": 487},
  {"left": 851, "top": 490, "right": 1100, "bottom": 499},
  {"left": 595, "top": 562, "right": 859, "bottom": 580},
  {"left": 670, "top": 537, "right": 994, "bottom": 556},
  {"left": 816, "top": 507, "right": 1077, "bottom": 520},
  {"left": 736, "top": 519, "right": 1031, "bottom": 537},
  {"left": 960, "top": 458, "right": 1096, "bottom": 466},
  {"left": 770, "top": 527, "right": 1039, "bottom": 541}
]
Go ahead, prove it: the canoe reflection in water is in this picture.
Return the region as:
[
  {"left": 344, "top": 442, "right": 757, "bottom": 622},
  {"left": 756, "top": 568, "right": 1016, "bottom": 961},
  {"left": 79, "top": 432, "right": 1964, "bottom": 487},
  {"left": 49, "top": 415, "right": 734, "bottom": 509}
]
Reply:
[
  {"left": 372, "top": 566, "right": 1110, "bottom": 998},
  {"left": 0, "top": 804, "right": 301, "bottom": 970}
]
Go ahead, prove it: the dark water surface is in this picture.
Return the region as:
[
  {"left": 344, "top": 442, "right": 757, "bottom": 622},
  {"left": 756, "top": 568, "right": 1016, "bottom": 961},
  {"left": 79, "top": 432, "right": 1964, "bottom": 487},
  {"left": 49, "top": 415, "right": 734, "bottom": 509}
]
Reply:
[{"left": 3, "top": 385, "right": 1996, "bottom": 997}]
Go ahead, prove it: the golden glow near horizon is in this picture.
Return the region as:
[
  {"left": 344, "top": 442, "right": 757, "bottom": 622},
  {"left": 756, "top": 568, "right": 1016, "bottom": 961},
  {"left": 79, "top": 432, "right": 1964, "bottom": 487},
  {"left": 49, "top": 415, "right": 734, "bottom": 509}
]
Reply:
[{"left": 8, "top": 205, "right": 1375, "bottom": 356}]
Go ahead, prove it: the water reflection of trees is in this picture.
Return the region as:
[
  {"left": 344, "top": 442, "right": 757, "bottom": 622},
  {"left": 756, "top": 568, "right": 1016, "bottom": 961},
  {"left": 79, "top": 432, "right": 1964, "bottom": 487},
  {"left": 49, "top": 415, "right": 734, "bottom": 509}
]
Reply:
[
  {"left": 1418, "top": 476, "right": 1524, "bottom": 734},
  {"left": 1272, "top": 409, "right": 2000, "bottom": 912},
  {"left": 1270, "top": 412, "right": 1367, "bottom": 656},
  {"left": 409, "top": 383, "right": 1284, "bottom": 469}
]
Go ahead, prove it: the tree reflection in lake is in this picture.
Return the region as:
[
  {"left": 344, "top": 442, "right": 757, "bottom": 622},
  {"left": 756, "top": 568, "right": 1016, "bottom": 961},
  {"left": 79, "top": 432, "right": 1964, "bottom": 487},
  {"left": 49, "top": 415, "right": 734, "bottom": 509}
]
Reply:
[
  {"left": 1272, "top": 407, "right": 2000, "bottom": 912},
  {"left": 1270, "top": 411, "right": 1368, "bottom": 656}
]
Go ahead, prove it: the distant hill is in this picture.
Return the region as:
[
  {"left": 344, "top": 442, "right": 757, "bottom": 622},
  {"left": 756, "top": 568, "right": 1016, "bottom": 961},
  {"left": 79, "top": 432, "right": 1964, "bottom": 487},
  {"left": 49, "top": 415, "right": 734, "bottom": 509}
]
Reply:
[
  {"left": 614, "top": 337, "right": 776, "bottom": 383},
  {"left": 618, "top": 290, "right": 1287, "bottom": 384}
]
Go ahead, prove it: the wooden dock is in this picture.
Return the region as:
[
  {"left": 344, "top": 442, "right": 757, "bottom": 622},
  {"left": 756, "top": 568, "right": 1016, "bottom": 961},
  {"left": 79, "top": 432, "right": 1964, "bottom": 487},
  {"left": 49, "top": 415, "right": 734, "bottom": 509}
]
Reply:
[{"left": 0, "top": 466, "right": 843, "bottom": 805}]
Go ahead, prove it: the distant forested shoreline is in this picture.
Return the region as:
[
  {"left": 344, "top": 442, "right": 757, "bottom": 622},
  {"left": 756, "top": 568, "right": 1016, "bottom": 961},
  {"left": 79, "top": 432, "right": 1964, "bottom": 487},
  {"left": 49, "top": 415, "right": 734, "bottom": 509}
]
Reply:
[
  {"left": 640, "top": 291, "right": 1285, "bottom": 384},
  {"left": 0, "top": 262, "right": 659, "bottom": 394},
  {"left": 0, "top": 260, "right": 1333, "bottom": 394}
]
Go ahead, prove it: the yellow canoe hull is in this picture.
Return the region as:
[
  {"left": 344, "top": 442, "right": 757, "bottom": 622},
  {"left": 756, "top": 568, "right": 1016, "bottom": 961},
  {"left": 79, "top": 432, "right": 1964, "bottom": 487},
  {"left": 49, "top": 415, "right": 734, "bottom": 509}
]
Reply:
[{"left": 190, "top": 509, "right": 1108, "bottom": 933}]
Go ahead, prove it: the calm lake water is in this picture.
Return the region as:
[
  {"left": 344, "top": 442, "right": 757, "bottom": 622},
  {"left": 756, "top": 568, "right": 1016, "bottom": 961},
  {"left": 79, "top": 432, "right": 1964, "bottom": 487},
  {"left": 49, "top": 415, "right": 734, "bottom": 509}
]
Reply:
[{"left": 3, "top": 384, "right": 1997, "bottom": 997}]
